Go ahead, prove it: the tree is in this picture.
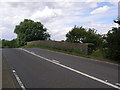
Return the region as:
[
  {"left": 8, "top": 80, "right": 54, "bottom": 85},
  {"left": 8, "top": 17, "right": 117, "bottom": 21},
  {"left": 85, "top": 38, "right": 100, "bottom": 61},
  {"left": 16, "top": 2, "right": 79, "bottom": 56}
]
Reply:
[
  {"left": 2, "top": 39, "right": 9, "bottom": 48},
  {"left": 105, "top": 20, "right": 120, "bottom": 60},
  {"left": 2, "top": 39, "right": 18, "bottom": 48},
  {"left": 14, "top": 19, "right": 50, "bottom": 46},
  {"left": 66, "top": 26, "right": 86, "bottom": 43},
  {"left": 82, "top": 28, "right": 103, "bottom": 48},
  {"left": 66, "top": 26, "right": 103, "bottom": 48}
]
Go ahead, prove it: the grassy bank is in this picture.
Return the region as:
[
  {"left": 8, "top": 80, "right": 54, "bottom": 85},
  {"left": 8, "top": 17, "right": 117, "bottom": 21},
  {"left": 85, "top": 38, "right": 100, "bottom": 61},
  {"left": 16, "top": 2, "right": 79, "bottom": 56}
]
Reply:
[{"left": 22, "top": 45, "right": 119, "bottom": 64}]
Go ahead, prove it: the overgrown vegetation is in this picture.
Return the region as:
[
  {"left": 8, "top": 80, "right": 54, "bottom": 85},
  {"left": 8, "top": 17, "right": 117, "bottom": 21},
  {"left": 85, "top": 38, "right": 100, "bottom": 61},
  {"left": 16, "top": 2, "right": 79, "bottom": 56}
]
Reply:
[
  {"left": 2, "top": 39, "right": 18, "bottom": 48},
  {"left": 104, "top": 20, "right": 120, "bottom": 61},
  {"left": 66, "top": 26, "right": 103, "bottom": 48}
]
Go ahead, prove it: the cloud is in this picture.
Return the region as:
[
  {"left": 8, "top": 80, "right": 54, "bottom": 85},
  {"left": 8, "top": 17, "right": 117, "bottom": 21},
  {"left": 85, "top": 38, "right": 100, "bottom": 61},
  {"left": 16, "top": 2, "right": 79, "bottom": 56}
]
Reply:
[
  {"left": 0, "top": 25, "right": 17, "bottom": 40},
  {"left": 85, "top": 21, "right": 116, "bottom": 34},
  {"left": 49, "top": 26, "right": 73, "bottom": 41},
  {"left": 90, "top": 5, "right": 111, "bottom": 14},
  {"left": 30, "top": 6, "right": 63, "bottom": 23}
]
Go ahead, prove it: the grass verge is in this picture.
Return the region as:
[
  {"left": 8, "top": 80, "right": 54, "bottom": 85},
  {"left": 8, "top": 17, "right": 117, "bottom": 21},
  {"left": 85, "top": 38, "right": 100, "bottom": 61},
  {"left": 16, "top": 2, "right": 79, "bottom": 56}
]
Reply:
[{"left": 22, "top": 45, "right": 119, "bottom": 65}]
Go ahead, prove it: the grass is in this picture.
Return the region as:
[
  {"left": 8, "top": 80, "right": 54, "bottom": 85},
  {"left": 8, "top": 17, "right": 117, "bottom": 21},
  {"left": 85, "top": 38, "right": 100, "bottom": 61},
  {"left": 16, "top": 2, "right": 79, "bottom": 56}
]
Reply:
[
  {"left": 90, "top": 49, "right": 119, "bottom": 64},
  {"left": 22, "top": 45, "right": 119, "bottom": 65}
]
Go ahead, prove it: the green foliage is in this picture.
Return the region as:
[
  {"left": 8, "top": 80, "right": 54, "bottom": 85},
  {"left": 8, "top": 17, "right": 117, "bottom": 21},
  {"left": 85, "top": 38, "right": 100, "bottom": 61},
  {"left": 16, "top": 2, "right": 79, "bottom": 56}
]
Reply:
[
  {"left": 82, "top": 28, "right": 103, "bottom": 48},
  {"left": 66, "top": 26, "right": 86, "bottom": 43},
  {"left": 14, "top": 19, "right": 50, "bottom": 46},
  {"left": 2, "top": 39, "right": 18, "bottom": 48},
  {"left": 100, "top": 34, "right": 107, "bottom": 48},
  {"left": 66, "top": 26, "right": 103, "bottom": 48},
  {"left": 104, "top": 20, "right": 120, "bottom": 61},
  {"left": 91, "top": 49, "right": 103, "bottom": 58}
]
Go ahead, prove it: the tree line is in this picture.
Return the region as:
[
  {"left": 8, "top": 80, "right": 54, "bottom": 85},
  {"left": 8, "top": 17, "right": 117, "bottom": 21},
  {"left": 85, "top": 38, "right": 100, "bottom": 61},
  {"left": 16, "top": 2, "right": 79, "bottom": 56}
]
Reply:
[{"left": 1, "top": 19, "right": 120, "bottom": 61}]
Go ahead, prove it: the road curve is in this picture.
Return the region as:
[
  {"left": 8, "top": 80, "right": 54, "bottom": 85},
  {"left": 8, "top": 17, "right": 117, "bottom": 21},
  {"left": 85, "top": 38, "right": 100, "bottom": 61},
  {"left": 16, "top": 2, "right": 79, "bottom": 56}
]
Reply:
[{"left": 2, "top": 48, "right": 120, "bottom": 88}]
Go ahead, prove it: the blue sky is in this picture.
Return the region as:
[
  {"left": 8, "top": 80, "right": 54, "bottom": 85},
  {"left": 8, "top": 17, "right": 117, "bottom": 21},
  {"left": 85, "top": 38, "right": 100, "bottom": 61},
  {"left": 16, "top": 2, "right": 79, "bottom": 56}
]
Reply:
[{"left": 0, "top": 0, "right": 118, "bottom": 41}]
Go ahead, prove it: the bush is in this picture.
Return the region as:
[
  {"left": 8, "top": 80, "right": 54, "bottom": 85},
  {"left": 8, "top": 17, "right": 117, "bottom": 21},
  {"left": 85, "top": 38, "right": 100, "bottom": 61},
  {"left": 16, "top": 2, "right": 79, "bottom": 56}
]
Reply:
[{"left": 105, "top": 26, "right": 120, "bottom": 61}]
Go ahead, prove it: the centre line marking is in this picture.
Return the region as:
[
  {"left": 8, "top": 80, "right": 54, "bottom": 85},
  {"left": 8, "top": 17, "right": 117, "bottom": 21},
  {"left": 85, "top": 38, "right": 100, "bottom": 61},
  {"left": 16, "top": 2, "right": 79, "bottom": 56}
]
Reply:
[
  {"left": 19, "top": 48, "right": 120, "bottom": 89},
  {"left": 116, "top": 83, "right": 120, "bottom": 86},
  {"left": 52, "top": 59, "right": 60, "bottom": 63}
]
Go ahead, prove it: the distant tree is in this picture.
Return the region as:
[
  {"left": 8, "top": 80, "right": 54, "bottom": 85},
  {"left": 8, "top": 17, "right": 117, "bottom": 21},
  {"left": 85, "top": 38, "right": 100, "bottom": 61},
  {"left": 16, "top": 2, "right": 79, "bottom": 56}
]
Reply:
[
  {"left": 61, "top": 40, "right": 65, "bottom": 42},
  {"left": 2, "top": 39, "right": 18, "bottom": 48},
  {"left": 101, "top": 34, "right": 107, "bottom": 48},
  {"left": 66, "top": 26, "right": 103, "bottom": 48},
  {"left": 14, "top": 19, "right": 50, "bottom": 46},
  {"left": 66, "top": 26, "right": 86, "bottom": 43},
  {"left": 82, "top": 28, "right": 103, "bottom": 48},
  {"left": 10, "top": 39, "right": 18, "bottom": 48},
  {"left": 105, "top": 20, "right": 120, "bottom": 60},
  {"left": 2, "top": 39, "right": 10, "bottom": 48}
]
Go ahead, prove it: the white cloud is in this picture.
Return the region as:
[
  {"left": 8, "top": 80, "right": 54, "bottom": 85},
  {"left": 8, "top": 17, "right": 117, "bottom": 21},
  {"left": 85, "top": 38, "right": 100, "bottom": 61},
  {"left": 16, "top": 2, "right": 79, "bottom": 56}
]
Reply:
[
  {"left": 85, "top": 21, "right": 116, "bottom": 34},
  {"left": 90, "top": 5, "right": 111, "bottom": 14},
  {"left": 30, "top": 6, "right": 63, "bottom": 22},
  {"left": 49, "top": 26, "right": 73, "bottom": 41},
  {"left": 0, "top": 25, "right": 17, "bottom": 40}
]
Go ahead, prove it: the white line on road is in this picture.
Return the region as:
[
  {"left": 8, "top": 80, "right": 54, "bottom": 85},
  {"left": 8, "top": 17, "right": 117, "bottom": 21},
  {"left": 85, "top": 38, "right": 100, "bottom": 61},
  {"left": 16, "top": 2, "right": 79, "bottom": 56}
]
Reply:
[
  {"left": 30, "top": 51, "right": 35, "bottom": 54},
  {"left": 116, "top": 83, "right": 120, "bottom": 86},
  {"left": 52, "top": 59, "right": 60, "bottom": 63},
  {"left": 12, "top": 69, "right": 26, "bottom": 90},
  {"left": 19, "top": 48, "right": 120, "bottom": 89}
]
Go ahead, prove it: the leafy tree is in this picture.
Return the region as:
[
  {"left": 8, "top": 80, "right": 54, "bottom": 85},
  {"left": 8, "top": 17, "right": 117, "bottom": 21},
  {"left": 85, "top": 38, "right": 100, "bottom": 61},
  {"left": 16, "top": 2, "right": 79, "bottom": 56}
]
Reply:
[
  {"left": 66, "top": 26, "right": 86, "bottom": 43},
  {"left": 10, "top": 39, "right": 18, "bottom": 48},
  {"left": 2, "top": 39, "right": 18, "bottom": 48},
  {"left": 100, "top": 34, "right": 107, "bottom": 48},
  {"left": 66, "top": 26, "right": 103, "bottom": 48},
  {"left": 105, "top": 20, "right": 120, "bottom": 60},
  {"left": 82, "top": 28, "right": 103, "bottom": 48},
  {"left": 2, "top": 39, "right": 9, "bottom": 48},
  {"left": 14, "top": 19, "right": 50, "bottom": 46}
]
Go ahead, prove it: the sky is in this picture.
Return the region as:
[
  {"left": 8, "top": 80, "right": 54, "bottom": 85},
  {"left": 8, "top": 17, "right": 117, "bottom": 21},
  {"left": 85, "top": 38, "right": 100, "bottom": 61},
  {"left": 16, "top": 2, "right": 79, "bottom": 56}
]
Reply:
[{"left": 0, "top": 0, "right": 119, "bottom": 41}]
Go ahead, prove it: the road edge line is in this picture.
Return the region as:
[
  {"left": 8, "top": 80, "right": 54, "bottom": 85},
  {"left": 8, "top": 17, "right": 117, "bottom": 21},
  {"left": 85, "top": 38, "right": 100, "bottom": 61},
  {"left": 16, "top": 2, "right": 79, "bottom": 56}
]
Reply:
[{"left": 12, "top": 69, "right": 26, "bottom": 90}]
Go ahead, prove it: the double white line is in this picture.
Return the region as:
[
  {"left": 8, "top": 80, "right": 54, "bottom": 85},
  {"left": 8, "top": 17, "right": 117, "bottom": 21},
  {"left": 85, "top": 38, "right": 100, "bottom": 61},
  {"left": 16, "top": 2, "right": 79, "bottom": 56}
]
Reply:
[{"left": 19, "top": 48, "right": 120, "bottom": 89}]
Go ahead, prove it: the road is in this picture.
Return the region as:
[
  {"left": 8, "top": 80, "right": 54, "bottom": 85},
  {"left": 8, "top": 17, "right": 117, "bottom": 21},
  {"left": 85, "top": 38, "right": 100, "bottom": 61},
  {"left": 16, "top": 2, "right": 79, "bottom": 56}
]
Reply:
[{"left": 2, "top": 48, "right": 120, "bottom": 88}]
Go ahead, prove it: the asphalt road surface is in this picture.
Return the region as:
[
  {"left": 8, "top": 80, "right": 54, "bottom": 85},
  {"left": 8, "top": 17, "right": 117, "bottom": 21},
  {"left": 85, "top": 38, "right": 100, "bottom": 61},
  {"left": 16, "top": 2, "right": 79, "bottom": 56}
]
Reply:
[{"left": 2, "top": 48, "right": 120, "bottom": 89}]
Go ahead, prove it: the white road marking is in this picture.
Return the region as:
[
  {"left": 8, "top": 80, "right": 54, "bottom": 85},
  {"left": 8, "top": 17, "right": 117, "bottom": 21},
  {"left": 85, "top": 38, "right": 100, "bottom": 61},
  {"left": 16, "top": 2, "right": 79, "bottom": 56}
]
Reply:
[
  {"left": 52, "top": 59, "right": 60, "bottom": 63},
  {"left": 12, "top": 69, "right": 26, "bottom": 90},
  {"left": 105, "top": 80, "right": 108, "bottom": 82},
  {"left": 116, "top": 83, "right": 120, "bottom": 86},
  {"left": 30, "top": 51, "right": 35, "bottom": 54},
  {"left": 19, "top": 48, "right": 120, "bottom": 89}
]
